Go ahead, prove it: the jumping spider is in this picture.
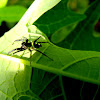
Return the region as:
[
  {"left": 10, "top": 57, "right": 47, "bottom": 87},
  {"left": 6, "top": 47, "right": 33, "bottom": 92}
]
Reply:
[{"left": 8, "top": 36, "right": 53, "bottom": 61}]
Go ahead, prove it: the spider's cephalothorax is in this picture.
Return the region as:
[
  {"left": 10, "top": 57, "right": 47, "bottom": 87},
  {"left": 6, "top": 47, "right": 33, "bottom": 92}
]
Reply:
[{"left": 8, "top": 36, "right": 53, "bottom": 61}]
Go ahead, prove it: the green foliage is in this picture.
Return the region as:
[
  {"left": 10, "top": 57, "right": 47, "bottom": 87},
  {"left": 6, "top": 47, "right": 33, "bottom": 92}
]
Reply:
[
  {"left": 0, "top": 0, "right": 100, "bottom": 99},
  {"left": 58, "top": 0, "right": 100, "bottom": 50},
  {"left": 0, "top": 0, "right": 8, "bottom": 8},
  {"left": 0, "top": 5, "right": 26, "bottom": 24},
  {"left": 34, "top": 0, "right": 86, "bottom": 37}
]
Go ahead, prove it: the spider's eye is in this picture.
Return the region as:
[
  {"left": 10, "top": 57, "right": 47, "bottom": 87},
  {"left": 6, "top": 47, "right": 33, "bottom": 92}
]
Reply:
[
  {"left": 38, "top": 43, "right": 42, "bottom": 47},
  {"left": 34, "top": 42, "right": 42, "bottom": 48}
]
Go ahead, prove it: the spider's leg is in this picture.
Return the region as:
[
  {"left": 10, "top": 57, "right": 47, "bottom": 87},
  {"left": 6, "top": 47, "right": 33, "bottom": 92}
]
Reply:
[
  {"left": 12, "top": 39, "right": 25, "bottom": 45},
  {"left": 29, "top": 48, "right": 32, "bottom": 66},
  {"left": 22, "top": 37, "right": 27, "bottom": 40},
  {"left": 12, "top": 48, "right": 26, "bottom": 55},
  {"left": 34, "top": 48, "right": 53, "bottom": 61},
  {"left": 28, "top": 48, "right": 32, "bottom": 58},
  {"left": 38, "top": 42, "right": 51, "bottom": 45},
  {"left": 34, "top": 36, "right": 41, "bottom": 42},
  {"left": 12, "top": 37, "right": 28, "bottom": 45},
  {"left": 38, "top": 42, "right": 49, "bottom": 43},
  {"left": 8, "top": 48, "right": 25, "bottom": 55},
  {"left": 8, "top": 48, "right": 19, "bottom": 54}
]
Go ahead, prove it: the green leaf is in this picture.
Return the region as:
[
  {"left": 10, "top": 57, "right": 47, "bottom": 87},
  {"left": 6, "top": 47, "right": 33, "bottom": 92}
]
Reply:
[
  {"left": 0, "top": 5, "right": 27, "bottom": 23},
  {"left": 0, "top": 0, "right": 100, "bottom": 99},
  {"left": 51, "top": 23, "right": 77, "bottom": 43},
  {"left": 1, "top": 42, "right": 100, "bottom": 99},
  {"left": 34, "top": 0, "right": 86, "bottom": 37},
  {"left": 58, "top": 0, "right": 100, "bottom": 50},
  {"left": 0, "top": 0, "right": 62, "bottom": 99},
  {"left": 0, "top": 0, "right": 8, "bottom": 8}
]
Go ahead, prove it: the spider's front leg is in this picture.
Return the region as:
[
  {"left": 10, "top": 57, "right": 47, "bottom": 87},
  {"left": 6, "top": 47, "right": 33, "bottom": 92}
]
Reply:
[
  {"left": 12, "top": 37, "right": 28, "bottom": 45},
  {"left": 34, "top": 36, "right": 49, "bottom": 43},
  {"left": 34, "top": 36, "right": 41, "bottom": 43}
]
